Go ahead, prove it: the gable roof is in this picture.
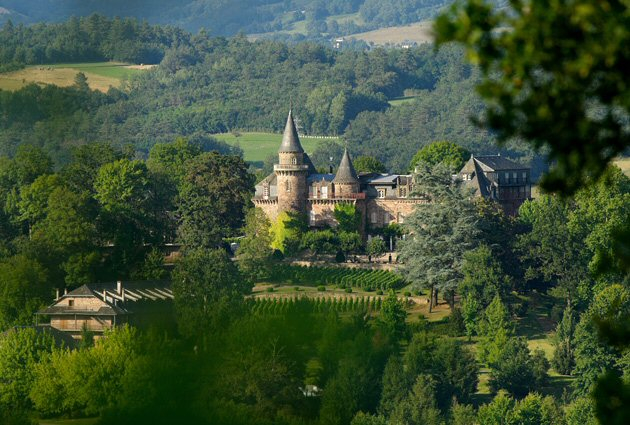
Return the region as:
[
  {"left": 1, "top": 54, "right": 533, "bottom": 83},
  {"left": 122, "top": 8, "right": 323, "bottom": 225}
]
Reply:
[
  {"left": 37, "top": 281, "right": 173, "bottom": 316},
  {"left": 333, "top": 149, "right": 359, "bottom": 184},
  {"left": 473, "top": 155, "right": 527, "bottom": 171},
  {"left": 278, "top": 109, "right": 305, "bottom": 153}
]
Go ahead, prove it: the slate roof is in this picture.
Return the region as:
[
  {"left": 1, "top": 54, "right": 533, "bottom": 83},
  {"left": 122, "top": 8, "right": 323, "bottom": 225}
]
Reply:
[
  {"left": 307, "top": 173, "right": 335, "bottom": 183},
  {"left": 332, "top": 149, "right": 359, "bottom": 184},
  {"left": 278, "top": 109, "right": 304, "bottom": 153},
  {"left": 473, "top": 155, "right": 527, "bottom": 171}
]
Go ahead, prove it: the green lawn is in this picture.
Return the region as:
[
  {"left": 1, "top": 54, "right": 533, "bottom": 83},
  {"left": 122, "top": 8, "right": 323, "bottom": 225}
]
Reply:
[
  {"left": 213, "top": 132, "right": 338, "bottom": 163},
  {"left": 388, "top": 96, "right": 419, "bottom": 106},
  {"left": 47, "top": 62, "right": 145, "bottom": 80}
]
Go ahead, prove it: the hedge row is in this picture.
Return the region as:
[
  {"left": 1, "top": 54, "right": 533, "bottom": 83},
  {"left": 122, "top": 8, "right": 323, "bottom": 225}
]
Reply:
[
  {"left": 251, "top": 296, "right": 383, "bottom": 315},
  {"left": 267, "top": 264, "right": 405, "bottom": 291}
]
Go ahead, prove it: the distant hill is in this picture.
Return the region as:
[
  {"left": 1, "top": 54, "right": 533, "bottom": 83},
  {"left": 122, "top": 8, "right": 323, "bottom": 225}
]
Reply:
[{"left": 0, "top": 0, "right": 460, "bottom": 37}]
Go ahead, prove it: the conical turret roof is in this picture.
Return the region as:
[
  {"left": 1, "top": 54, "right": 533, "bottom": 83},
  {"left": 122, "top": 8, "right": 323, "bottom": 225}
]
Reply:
[
  {"left": 333, "top": 149, "right": 359, "bottom": 184},
  {"left": 278, "top": 109, "right": 304, "bottom": 153}
]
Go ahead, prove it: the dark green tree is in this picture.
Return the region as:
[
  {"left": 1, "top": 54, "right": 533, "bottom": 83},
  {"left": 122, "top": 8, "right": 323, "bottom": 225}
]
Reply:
[
  {"left": 552, "top": 304, "right": 576, "bottom": 375},
  {"left": 177, "top": 152, "right": 253, "bottom": 249},
  {"left": 410, "top": 141, "right": 470, "bottom": 173},
  {"left": 353, "top": 156, "right": 386, "bottom": 174},
  {"left": 172, "top": 248, "right": 251, "bottom": 340},
  {"left": 379, "top": 291, "right": 407, "bottom": 344},
  {"left": 398, "top": 163, "right": 478, "bottom": 311}
]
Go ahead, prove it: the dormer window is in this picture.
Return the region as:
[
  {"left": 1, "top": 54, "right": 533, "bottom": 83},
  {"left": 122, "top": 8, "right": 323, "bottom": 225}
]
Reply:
[
  {"left": 399, "top": 187, "right": 407, "bottom": 198},
  {"left": 378, "top": 189, "right": 386, "bottom": 198}
]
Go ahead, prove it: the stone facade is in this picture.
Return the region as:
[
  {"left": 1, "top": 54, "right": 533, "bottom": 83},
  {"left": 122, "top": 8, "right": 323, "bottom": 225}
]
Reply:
[
  {"left": 252, "top": 110, "right": 428, "bottom": 233},
  {"left": 458, "top": 155, "right": 532, "bottom": 215}
]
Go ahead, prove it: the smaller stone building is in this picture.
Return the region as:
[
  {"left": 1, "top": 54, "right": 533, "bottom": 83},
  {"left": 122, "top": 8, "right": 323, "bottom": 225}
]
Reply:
[
  {"left": 458, "top": 154, "right": 532, "bottom": 215},
  {"left": 36, "top": 281, "right": 173, "bottom": 339}
]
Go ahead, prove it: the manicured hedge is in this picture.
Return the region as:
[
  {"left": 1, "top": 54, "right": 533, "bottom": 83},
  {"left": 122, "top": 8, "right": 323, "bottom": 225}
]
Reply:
[{"left": 266, "top": 264, "right": 406, "bottom": 291}]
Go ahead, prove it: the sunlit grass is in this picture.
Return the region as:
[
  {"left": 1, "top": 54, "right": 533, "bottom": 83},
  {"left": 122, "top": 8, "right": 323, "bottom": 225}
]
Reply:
[{"left": 213, "top": 132, "right": 338, "bottom": 163}]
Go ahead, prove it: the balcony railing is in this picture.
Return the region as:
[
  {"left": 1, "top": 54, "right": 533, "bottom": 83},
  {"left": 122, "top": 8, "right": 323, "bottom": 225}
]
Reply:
[{"left": 274, "top": 164, "right": 310, "bottom": 171}]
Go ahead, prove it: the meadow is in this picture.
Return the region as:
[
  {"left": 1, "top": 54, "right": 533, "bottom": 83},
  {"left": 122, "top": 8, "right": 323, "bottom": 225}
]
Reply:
[
  {"left": 349, "top": 21, "right": 434, "bottom": 45},
  {"left": 0, "top": 62, "right": 151, "bottom": 92},
  {"left": 213, "top": 132, "right": 339, "bottom": 163}
]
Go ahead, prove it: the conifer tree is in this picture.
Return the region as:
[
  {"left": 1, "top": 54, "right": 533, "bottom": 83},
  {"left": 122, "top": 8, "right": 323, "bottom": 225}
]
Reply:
[{"left": 398, "top": 163, "right": 479, "bottom": 311}]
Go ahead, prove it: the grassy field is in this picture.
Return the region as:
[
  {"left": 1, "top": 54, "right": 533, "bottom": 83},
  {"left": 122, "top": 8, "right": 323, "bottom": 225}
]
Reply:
[
  {"left": 0, "top": 62, "right": 152, "bottom": 92},
  {"left": 389, "top": 95, "right": 419, "bottom": 106},
  {"left": 614, "top": 157, "right": 630, "bottom": 177},
  {"left": 349, "top": 21, "right": 434, "bottom": 45},
  {"left": 213, "top": 132, "right": 339, "bottom": 163}
]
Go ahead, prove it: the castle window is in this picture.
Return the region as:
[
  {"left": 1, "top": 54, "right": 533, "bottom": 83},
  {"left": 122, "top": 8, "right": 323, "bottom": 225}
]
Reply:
[
  {"left": 377, "top": 189, "right": 386, "bottom": 198},
  {"left": 285, "top": 181, "right": 292, "bottom": 192},
  {"left": 321, "top": 186, "right": 328, "bottom": 199},
  {"left": 397, "top": 212, "right": 404, "bottom": 223},
  {"left": 292, "top": 157, "right": 297, "bottom": 165},
  {"left": 309, "top": 210, "right": 316, "bottom": 225},
  {"left": 522, "top": 172, "right": 527, "bottom": 182},
  {"left": 399, "top": 187, "right": 407, "bottom": 198},
  {"left": 370, "top": 212, "right": 377, "bottom": 224},
  {"left": 263, "top": 185, "right": 270, "bottom": 199}
]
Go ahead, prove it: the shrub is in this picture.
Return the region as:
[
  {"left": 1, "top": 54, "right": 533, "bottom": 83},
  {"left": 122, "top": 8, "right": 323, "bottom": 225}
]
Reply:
[
  {"left": 376, "top": 290, "right": 384, "bottom": 295},
  {"left": 266, "top": 287, "right": 274, "bottom": 293},
  {"left": 345, "top": 287, "right": 353, "bottom": 293},
  {"left": 335, "top": 250, "right": 346, "bottom": 263},
  {"left": 317, "top": 286, "right": 326, "bottom": 292},
  {"left": 404, "top": 291, "right": 411, "bottom": 297}
]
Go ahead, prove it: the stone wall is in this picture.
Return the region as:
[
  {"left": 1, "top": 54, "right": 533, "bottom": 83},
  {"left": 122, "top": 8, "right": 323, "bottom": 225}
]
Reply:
[
  {"left": 253, "top": 199, "right": 280, "bottom": 222},
  {"left": 276, "top": 170, "right": 307, "bottom": 213},
  {"left": 366, "top": 199, "right": 427, "bottom": 227}
]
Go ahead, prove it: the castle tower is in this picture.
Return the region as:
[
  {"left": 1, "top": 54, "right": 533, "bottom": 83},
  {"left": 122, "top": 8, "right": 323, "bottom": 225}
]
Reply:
[
  {"left": 275, "top": 109, "right": 309, "bottom": 213},
  {"left": 333, "top": 148, "right": 360, "bottom": 197}
]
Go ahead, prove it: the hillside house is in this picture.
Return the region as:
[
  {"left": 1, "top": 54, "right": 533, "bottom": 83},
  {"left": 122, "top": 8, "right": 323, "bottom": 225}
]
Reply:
[
  {"left": 458, "top": 154, "right": 532, "bottom": 215},
  {"left": 36, "top": 280, "right": 173, "bottom": 339}
]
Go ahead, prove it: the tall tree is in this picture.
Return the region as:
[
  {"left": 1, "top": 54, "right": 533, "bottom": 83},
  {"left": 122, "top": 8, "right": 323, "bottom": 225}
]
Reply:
[
  {"left": 172, "top": 248, "right": 250, "bottom": 340},
  {"left": 410, "top": 141, "right": 470, "bottom": 173},
  {"left": 236, "top": 207, "right": 273, "bottom": 281},
  {"left": 177, "top": 152, "right": 253, "bottom": 249},
  {"left": 398, "top": 163, "right": 478, "bottom": 310}
]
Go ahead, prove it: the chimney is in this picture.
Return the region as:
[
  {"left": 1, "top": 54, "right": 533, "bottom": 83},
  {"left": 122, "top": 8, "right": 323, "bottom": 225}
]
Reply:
[
  {"left": 121, "top": 287, "right": 125, "bottom": 302},
  {"left": 102, "top": 290, "right": 107, "bottom": 302},
  {"left": 55, "top": 288, "right": 60, "bottom": 300},
  {"left": 64, "top": 288, "right": 68, "bottom": 295},
  {"left": 117, "top": 280, "right": 122, "bottom": 295}
]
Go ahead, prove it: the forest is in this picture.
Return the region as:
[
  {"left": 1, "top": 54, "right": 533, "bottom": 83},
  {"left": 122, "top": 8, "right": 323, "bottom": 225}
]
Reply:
[
  {"left": 0, "top": 0, "right": 467, "bottom": 36},
  {"left": 0, "top": 15, "right": 539, "bottom": 174}
]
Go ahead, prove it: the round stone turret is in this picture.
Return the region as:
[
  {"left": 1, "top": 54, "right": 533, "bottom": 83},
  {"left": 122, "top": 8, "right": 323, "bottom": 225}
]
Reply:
[
  {"left": 275, "top": 109, "right": 308, "bottom": 212},
  {"left": 333, "top": 149, "right": 359, "bottom": 197}
]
